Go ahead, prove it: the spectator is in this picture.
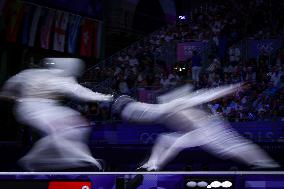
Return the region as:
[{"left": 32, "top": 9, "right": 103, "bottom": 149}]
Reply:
[
  {"left": 118, "top": 52, "right": 129, "bottom": 65},
  {"left": 191, "top": 51, "right": 202, "bottom": 86},
  {"left": 229, "top": 46, "right": 241, "bottom": 65},
  {"left": 128, "top": 54, "right": 139, "bottom": 67}
]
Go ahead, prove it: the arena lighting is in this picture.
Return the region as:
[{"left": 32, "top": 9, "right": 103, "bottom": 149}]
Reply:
[
  {"left": 186, "top": 180, "right": 232, "bottom": 188},
  {"left": 178, "top": 15, "right": 186, "bottom": 20},
  {"left": 221, "top": 181, "right": 232, "bottom": 188},
  {"left": 186, "top": 181, "right": 197, "bottom": 187},
  {"left": 197, "top": 181, "right": 208, "bottom": 187},
  {"left": 210, "top": 181, "right": 222, "bottom": 188}
]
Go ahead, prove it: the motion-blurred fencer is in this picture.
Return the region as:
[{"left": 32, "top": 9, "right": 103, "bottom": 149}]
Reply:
[
  {"left": 113, "top": 84, "right": 279, "bottom": 171},
  {"left": 1, "top": 58, "right": 113, "bottom": 171},
  {"left": 114, "top": 83, "right": 242, "bottom": 123},
  {"left": 140, "top": 108, "right": 279, "bottom": 171}
]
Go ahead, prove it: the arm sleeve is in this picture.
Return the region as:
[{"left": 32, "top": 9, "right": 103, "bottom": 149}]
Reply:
[
  {"left": 121, "top": 102, "right": 165, "bottom": 123},
  {"left": 112, "top": 95, "right": 165, "bottom": 123},
  {"left": 58, "top": 78, "right": 113, "bottom": 102},
  {"left": 0, "top": 75, "right": 22, "bottom": 100}
]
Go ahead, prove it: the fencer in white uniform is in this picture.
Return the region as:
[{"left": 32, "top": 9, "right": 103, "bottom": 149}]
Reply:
[
  {"left": 1, "top": 58, "right": 113, "bottom": 171},
  {"left": 112, "top": 84, "right": 279, "bottom": 171}
]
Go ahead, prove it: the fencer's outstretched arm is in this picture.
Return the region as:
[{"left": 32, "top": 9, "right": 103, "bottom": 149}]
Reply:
[
  {"left": 121, "top": 101, "right": 166, "bottom": 123},
  {"left": 162, "top": 83, "right": 244, "bottom": 111},
  {"left": 1, "top": 72, "right": 113, "bottom": 102},
  {"left": 115, "top": 83, "right": 243, "bottom": 123},
  {"left": 58, "top": 78, "right": 113, "bottom": 102}
]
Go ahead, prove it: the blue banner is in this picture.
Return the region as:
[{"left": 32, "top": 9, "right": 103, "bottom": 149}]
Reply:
[
  {"left": 177, "top": 41, "right": 207, "bottom": 61},
  {"left": 248, "top": 39, "right": 283, "bottom": 59},
  {"left": 91, "top": 122, "right": 284, "bottom": 145}
]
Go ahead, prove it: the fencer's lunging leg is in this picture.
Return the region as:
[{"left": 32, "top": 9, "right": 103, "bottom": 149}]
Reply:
[
  {"left": 145, "top": 109, "right": 279, "bottom": 170},
  {"left": 18, "top": 115, "right": 102, "bottom": 171},
  {"left": 113, "top": 86, "right": 279, "bottom": 171},
  {"left": 142, "top": 129, "right": 210, "bottom": 171},
  {"left": 139, "top": 132, "right": 183, "bottom": 170}
]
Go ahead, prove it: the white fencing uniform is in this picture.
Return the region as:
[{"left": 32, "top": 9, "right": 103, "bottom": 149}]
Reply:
[
  {"left": 115, "top": 84, "right": 279, "bottom": 171},
  {"left": 2, "top": 65, "right": 112, "bottom": 171}
]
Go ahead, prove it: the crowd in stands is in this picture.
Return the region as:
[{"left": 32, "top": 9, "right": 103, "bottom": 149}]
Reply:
[
  {"left": 80, "top": 0, "right": 284, "bottom": 123},
  {"left": 79, "top": 48, "right": 284, "bottom": 122},
  {"left": 206, "top": 57, "right": 284, "bottom": 122}
]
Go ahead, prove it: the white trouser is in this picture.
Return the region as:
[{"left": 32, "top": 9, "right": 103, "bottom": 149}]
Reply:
[
  {"left": 143, "top": 109, "right": 278, "bottom": 170},
  {"left": 14, "top": 100, "right": 102, "bottom": 171},
  {"left": 122, "top": 100, "right": 278, "bottom": 171}
]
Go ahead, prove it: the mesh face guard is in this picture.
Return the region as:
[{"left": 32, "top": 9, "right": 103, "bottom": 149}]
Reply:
[{"left": 41, "top": 58, "right": 85, "bottom": 77}]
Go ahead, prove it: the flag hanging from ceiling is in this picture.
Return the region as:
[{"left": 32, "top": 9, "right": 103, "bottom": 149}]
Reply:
[
  {"left": 28, "top": 6, "right": 42, "bottom": 46},
  {"left": 80, "top": 18, "right": 95, "bottom": 57},
  {"left": 5, "top": 0, "right": 24, "bottom": 43},
  {"left": 21, "top": 4, "right": 35, "bottom": 45},
  {"left": 53, "top": 10, "right": 69, "bottom": 52},
  {"left": 67, "top": 14, "right": 81, "bottom": 54},
  {"left": 40, "top": 8, "right": 55, "bottom": 49},
  {"left": 93, "top": 21, "right": 103, "bottom": 58}
]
